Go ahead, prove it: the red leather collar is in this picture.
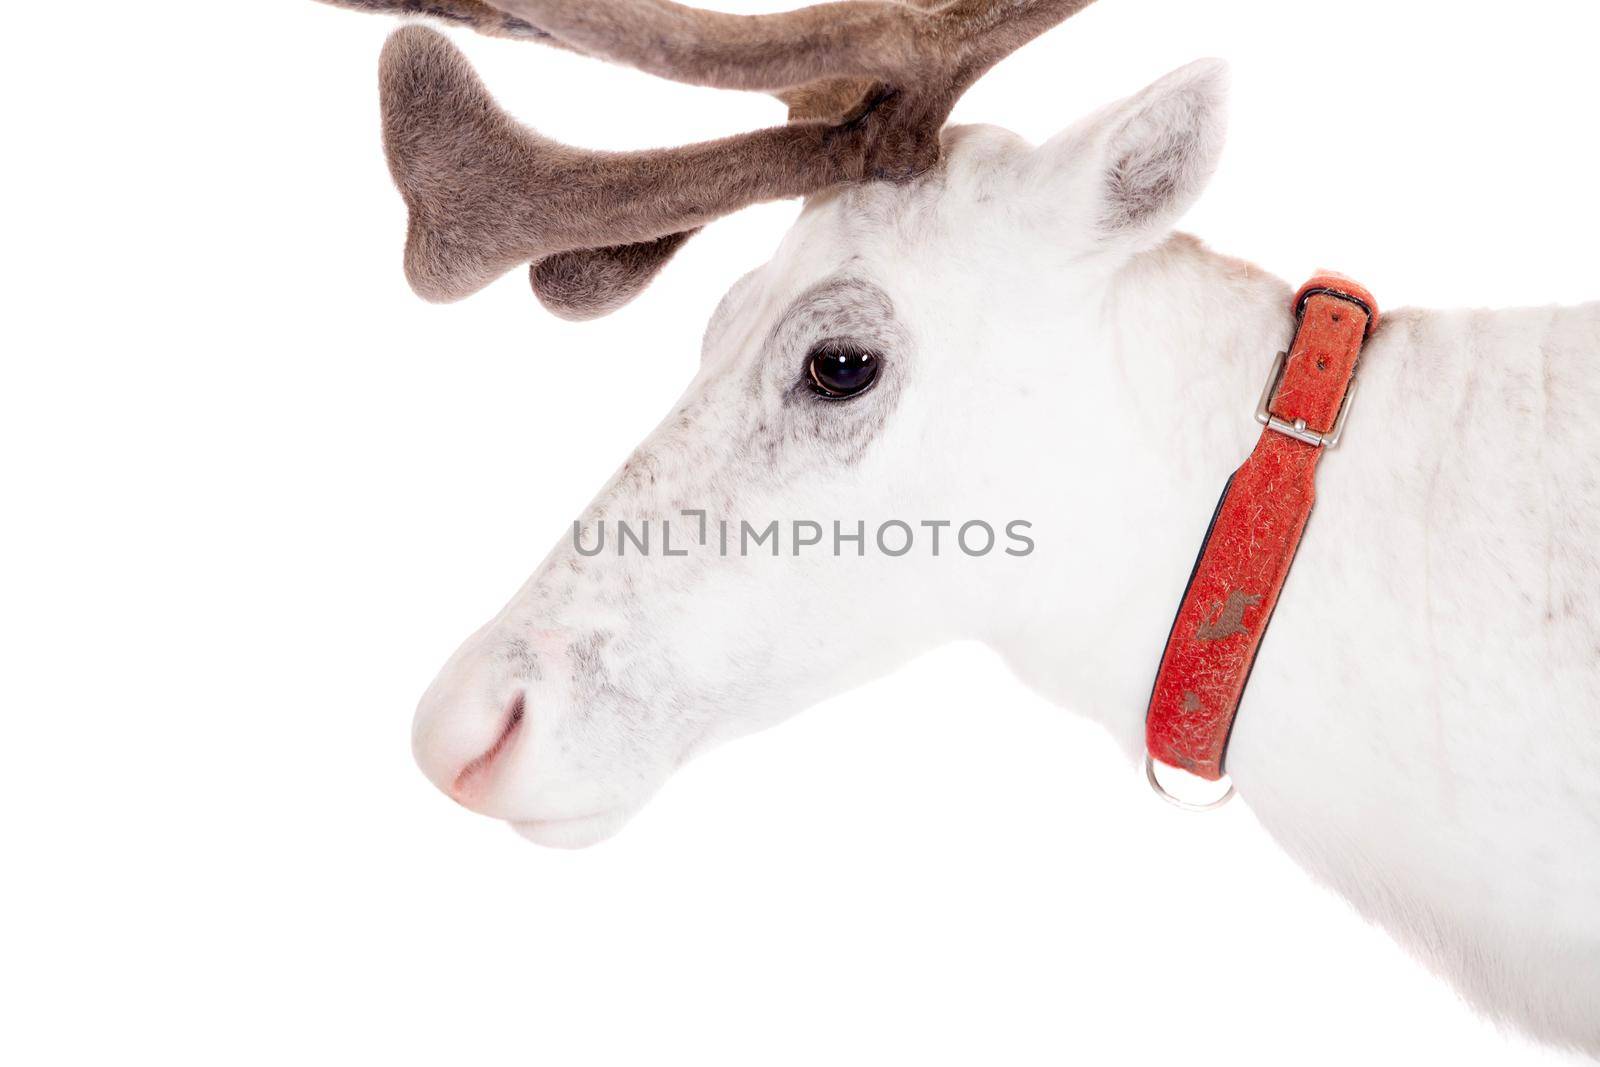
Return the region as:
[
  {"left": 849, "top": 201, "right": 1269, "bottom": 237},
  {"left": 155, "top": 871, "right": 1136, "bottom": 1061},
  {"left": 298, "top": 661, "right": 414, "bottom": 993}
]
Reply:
[{"left": 1144, "top": 273, "right": 1379, "bottom": 797}]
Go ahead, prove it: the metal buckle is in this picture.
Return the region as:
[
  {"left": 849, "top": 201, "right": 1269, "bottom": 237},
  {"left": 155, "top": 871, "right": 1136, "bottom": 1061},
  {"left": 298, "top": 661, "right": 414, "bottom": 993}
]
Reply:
[
  {"left": 1254, "top": 350, "right": 1359, "bottom": 449},
  {"left": 1144, "top": 754, "right": 1236, "bottom": 811}
]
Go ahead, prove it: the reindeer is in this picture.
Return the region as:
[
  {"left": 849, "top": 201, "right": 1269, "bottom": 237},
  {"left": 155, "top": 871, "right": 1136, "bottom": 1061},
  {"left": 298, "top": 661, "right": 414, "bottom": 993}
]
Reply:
[{"left": 315, "top": 0, "right": 1600, "bottom": 1055}]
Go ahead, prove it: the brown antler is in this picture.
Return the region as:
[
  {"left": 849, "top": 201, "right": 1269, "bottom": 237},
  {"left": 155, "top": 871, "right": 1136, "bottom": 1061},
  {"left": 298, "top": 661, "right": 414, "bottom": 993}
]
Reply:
[
  {"left": 318, "top": 1, "right": 559, "bottom": 42},
  {"left": 319, "top": 0, "right": 1099, "bottom": 311}
]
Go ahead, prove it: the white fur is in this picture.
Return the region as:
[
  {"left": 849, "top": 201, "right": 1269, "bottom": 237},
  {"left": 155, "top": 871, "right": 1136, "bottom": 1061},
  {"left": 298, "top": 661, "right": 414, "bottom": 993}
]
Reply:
[{"left": 411, "top": 59, "right": 1600, "bottom": 1054}]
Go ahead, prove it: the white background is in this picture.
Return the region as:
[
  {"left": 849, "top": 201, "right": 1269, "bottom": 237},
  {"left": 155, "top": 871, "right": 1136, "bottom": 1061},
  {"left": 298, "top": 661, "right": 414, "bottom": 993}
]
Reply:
[{"left": 3, "top": 1, "right": 1596, "bottom": 1063}]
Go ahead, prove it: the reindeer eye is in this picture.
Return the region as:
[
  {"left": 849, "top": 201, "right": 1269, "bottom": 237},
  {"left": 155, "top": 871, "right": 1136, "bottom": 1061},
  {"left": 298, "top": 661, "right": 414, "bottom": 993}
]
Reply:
[{"left": 806, "top": 342, "right": 880, "bottom": 399}]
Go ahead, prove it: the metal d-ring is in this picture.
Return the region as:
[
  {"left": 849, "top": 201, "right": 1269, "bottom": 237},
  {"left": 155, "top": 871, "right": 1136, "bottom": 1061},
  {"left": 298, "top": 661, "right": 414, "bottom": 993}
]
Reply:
[{"left": 1144, "top": 753, "right": 1237, "bottom": 812}]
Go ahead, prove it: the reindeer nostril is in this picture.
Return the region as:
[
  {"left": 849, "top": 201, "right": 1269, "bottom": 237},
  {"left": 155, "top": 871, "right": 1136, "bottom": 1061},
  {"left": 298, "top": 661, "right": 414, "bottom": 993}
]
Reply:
[{"left": 450, "top": 690, "right": 526, "bottom": 803}]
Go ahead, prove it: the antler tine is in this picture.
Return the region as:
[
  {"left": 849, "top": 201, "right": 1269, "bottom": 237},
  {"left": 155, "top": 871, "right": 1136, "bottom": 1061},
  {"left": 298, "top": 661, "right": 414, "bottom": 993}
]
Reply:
[
  {"left": 496, "top": 0, "right": 1101, "bottom": 95},
  {"left": 529, "top": 232, "right": 699, "bottom": 321},
  {"left": 488, "top": 0, "right": 927, "bottom": 93},
  {"left": 322, "top": 0, "right": 930, "bottom": 92},
  {"left": 383, "top": 26, "right": 896, "bottom": 303},
  {"left": 315, "top": 1, "right": 563, "bottom": 44},
  {"left": 938, "top": 0, "right": 1100, "bottom": 87}
]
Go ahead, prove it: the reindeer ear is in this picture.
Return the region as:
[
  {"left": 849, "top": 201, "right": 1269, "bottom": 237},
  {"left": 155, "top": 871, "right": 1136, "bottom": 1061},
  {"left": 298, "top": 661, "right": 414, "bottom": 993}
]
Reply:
[
  {"left": 1094, "top": 58, "right": 1228, "bottom": 243},
  {"left": 1029, "top": 58, "right": 1229, "bottom": 255}
]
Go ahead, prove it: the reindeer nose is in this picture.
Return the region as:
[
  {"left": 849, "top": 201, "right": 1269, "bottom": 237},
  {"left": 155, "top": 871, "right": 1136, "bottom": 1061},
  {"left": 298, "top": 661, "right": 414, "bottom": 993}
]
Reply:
[
  {"left": 449, "top": 691, "right": 525, "bottom": 807},
  {"left": 412, "top": 668, "right": 530, "bottom": 814}
]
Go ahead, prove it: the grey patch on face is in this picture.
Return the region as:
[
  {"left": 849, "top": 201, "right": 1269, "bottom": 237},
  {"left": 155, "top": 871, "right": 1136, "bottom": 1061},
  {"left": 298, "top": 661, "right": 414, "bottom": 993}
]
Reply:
[
  {"left": 562, "top": 628, "right": 681, "bottom": 767},
  {"left": 617, "top": 449, "right": 663, "bottom": 493},
  {"left": 565, "top": 630, "right": 626, "bottom": 731},
  {"left": 745, "top": 274, "right": 912, "bottom": 467},
  {"left": 569, "top": 632, "right": 607, "bottom": 688},
  {"left": 502, "top": 638, "right": 544, "bottom": 682}
]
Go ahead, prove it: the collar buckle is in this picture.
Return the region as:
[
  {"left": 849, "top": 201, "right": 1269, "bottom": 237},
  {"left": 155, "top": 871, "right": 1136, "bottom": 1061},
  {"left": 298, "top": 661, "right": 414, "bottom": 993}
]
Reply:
[{"left": 1254, "top": 349, "right": 1360, "bottom": 449}]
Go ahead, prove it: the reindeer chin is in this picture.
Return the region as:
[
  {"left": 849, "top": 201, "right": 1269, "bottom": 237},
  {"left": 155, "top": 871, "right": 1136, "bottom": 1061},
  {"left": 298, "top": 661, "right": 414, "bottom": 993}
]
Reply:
[{"left": 511, "top": 809, "right": 633, "bottom": 850}]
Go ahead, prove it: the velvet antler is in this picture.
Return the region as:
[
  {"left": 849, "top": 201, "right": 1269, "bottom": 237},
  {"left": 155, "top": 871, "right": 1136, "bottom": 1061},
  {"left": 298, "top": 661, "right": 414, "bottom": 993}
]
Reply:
[{"left": 318, "top": 0, "right": 1099, "bottom": 313}]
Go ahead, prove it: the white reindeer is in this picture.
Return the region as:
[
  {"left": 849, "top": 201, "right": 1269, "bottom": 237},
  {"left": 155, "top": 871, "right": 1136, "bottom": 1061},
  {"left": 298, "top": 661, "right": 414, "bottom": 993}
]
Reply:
[{"left": 319, "top": 0, "right": 1599, "bottom": 1055}]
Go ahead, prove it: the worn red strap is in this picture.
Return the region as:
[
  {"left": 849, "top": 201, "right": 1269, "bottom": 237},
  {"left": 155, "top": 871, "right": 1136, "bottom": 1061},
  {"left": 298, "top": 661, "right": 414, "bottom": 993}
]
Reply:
[{"left": 1145, "top": 273, "right": 1378, "bottom": 781}]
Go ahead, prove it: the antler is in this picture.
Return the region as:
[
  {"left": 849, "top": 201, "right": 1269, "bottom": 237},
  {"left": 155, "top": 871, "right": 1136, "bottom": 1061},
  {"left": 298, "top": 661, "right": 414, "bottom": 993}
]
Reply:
[{"left": 319, "top": 0, "right": 1099, "bottom": 312}]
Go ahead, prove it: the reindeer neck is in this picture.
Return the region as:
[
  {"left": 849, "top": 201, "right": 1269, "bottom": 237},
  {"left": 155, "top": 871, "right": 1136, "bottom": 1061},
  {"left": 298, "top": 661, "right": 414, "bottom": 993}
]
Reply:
[{"left": 992, "top": 233, "right": 1298, "bottom": 758}]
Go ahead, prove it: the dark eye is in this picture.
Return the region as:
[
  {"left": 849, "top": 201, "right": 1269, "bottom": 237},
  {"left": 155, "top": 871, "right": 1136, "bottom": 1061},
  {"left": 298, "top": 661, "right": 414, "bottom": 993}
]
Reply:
[{"left": 806, "top": 342, "right": 880, "bottom": 399}]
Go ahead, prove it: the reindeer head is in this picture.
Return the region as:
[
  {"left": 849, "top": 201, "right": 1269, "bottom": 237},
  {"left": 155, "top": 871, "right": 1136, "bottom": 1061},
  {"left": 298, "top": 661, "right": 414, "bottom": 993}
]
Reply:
[{"left": 321, "top": 1, "right": 1229, "bottom": 845}]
